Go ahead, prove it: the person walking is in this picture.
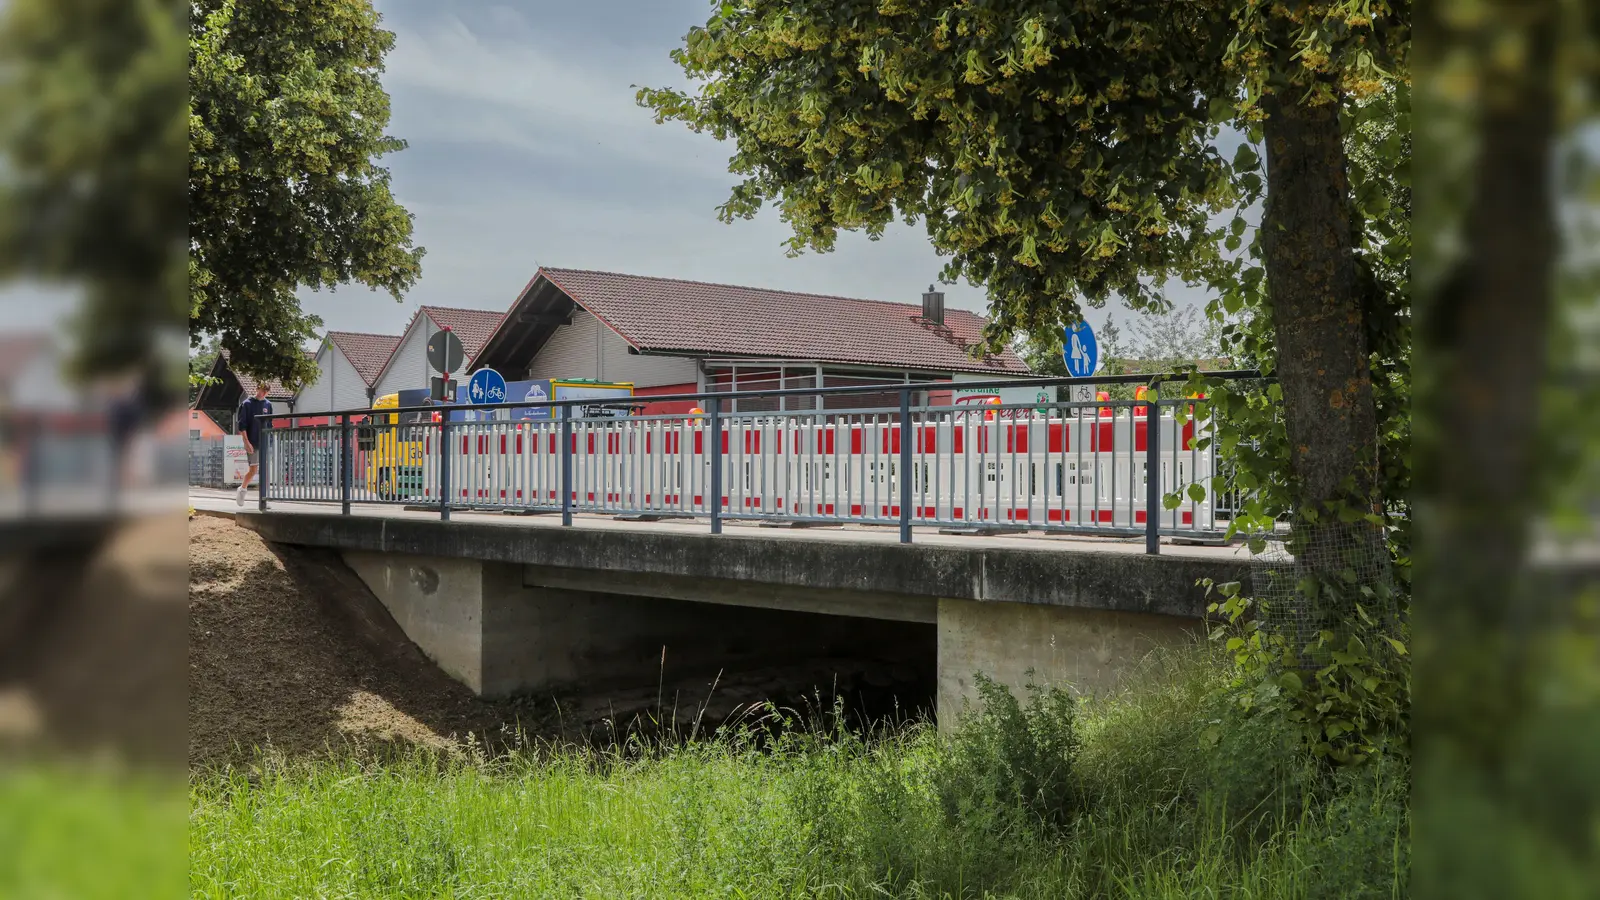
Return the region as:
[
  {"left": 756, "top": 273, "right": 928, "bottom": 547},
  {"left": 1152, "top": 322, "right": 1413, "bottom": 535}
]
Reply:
[{"left": 235, "top": 383, "right": 272, "bottom": 505}]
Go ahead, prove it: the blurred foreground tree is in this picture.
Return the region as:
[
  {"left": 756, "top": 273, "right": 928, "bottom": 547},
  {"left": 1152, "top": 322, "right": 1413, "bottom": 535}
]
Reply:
[
  {"left": 1413, "top": 0, "right": 1600, "bottom": 893},
  {"left": 189, "top": 0, "right": 423, "bottom": 388},
  {"left": 0, "top": 0, "right": 187, "bottom": 388}
]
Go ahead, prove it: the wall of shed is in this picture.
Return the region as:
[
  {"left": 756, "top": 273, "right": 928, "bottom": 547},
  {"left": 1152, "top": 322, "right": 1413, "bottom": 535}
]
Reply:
[
  {"left": 525, "top": 310, "right": 698, "bottom": 388},
  {"left": 296, "top": 344, "right": 372, "bottom": 414},
  {"left": 294, "top": 346, "right": 336, "bottom": 414},
  {"left": 373, "top": 313, "right": 436, "bottom": 399}
]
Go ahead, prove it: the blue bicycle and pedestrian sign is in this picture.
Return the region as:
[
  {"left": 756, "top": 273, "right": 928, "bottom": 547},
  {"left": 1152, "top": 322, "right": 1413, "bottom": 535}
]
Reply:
[
  {"left": 467, "top": 367, "right": 507, "bottom": 405},
  {"left": 1062, "top": 320, "right": 1099, "bottom": 378}
]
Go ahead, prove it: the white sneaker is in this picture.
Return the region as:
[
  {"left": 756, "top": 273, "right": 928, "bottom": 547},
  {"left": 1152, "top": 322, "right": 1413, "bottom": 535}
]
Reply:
[{"left": 235, "top": 485, "right": 246, "bottom": 506}]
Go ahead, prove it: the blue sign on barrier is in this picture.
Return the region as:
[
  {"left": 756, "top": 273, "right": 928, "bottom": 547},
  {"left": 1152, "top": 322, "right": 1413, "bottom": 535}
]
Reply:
[
  {"left": 467, "top": 368, "right": 507, "bottom": 405},
  {"left": 1063, "top": 320, "right": 1099, "bottom": 378}
]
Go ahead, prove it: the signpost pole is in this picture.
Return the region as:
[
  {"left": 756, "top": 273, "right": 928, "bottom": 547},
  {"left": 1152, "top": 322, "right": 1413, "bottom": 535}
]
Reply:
[{"left": 439, "top": 411, "right": 452, "bottom": 522}]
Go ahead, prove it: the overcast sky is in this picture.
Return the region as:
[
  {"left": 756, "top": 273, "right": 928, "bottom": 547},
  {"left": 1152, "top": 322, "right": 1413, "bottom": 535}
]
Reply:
[
  {"left": 298, "top": 0, "right": 1212, "bottom": 342},
  {"left": 0, "top": 0, "right": 1213, "bottom": 348}
]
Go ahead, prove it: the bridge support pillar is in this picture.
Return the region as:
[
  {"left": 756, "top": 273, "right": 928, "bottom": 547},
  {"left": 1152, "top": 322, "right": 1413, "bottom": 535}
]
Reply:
[
  {"left": 342, "top": 551, "right": 579, "bottom": 697},
  {"left": 935, "top": 598, "right": 1200, "bottom": 731},
  {"left": 341, "top": 550, "right": 938, "bottom": 701}
]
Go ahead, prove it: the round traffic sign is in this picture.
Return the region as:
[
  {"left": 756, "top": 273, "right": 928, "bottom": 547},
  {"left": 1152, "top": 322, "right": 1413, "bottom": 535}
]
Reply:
[
  {"left": 426, "top": 328, "right": 466, "bottom": 374},
  {"left": 467, "top": 368, "right": 507, "bottom": 405},
  {"left": 1063, "top": 320, "right": 1099, "bottom": 378}
]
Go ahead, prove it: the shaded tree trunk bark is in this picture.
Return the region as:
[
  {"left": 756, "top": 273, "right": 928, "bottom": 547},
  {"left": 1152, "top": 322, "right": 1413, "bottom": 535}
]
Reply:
[
  {"left": 1415, "top": 2, "right": 1557, "bottom": 766},
  {"left": 1259, "top": 92, "right": 1380, "bottom": 535}
]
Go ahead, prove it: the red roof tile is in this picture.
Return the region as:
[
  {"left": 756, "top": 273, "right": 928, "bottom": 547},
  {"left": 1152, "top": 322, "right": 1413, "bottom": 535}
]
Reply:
[
  {"left": 220, "top": 349, "right": 296, "bottom": 401},
  {"left": 531, "top": 268, "right": 1029, "bottom": 375},
  {"left": 326, "top": 331, "right": 401, "bottom": 388},
  {"left": 421, "top": 306, "right": 504, "bottom": 361}
]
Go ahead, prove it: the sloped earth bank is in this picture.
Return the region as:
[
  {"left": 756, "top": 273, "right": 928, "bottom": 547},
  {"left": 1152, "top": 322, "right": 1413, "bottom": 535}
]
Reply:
[
  {"left": 189, "top": 514, "right": 546, "bottom": 764},
  {"left": 188, "top": 516, "right": 934, "bottom": 765}
]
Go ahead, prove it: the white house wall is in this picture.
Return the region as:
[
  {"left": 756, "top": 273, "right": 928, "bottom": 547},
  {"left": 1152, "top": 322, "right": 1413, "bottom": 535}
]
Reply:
[
  {"left": 373, "top": 313, "right": 435, "bottom": 398},
  {"left": 600, "top": 332, "right": 697, "bottom": 387},
  {"left": 294, "top": 345, "right": 337, "bottom": 413},
  {"left": 525, "top": 310, "right": 599, "bottom": 381},
  {"left": 526, "top": 310, "right": 697, "bottom": 388},
  {"left": 330, "top": 348, "right": 370, "bottom": 411}
]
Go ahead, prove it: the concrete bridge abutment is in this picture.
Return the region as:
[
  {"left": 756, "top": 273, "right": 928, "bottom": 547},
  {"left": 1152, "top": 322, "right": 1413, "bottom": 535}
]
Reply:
[
  {"left": 341, "top": 551, "right": 939, "bottom": 702},
  {"left": 244, "top": 513, "right": 1251, "bottom": 726}
]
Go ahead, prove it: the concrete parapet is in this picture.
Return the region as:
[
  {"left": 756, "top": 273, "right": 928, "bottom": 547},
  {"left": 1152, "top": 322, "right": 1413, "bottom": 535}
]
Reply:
[{"left": 240, "top": 513, "right": 1249, "bottom": 618}]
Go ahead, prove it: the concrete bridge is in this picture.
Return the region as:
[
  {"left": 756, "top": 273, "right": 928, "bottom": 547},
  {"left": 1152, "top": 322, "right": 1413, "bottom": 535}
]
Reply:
[{"left": 225, "top": 497, "right": 1255, "bottom": 723}]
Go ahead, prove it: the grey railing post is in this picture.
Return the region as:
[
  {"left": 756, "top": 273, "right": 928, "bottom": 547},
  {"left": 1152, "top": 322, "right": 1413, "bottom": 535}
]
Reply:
[
  {"left": 21, "top": 417, "right": 38, "bottom": 517},
  {"left": 560, "top": 404, "right": 573, "bottom": 527},
  {"left": 1145, "top": 397, "right": 1160, "bottom": 555},
  {"left": 708, "top": 396, "right": 722, "bottom": 535},
  {"left": 258, "top": 421, "right": 269, "bottom": 512},
  {"left": 898, "top": 386, "right": 912, "bottom": 544},
  {"left": 439, "top": 412, "right": 452, "bottom": 521},
  {"left": 339, "top": 413, "right": 352, "bottom": 515}
]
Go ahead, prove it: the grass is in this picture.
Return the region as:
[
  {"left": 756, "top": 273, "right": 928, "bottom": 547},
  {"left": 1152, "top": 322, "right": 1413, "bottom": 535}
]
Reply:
[
  {"left": 189, "top": 654, "right": 1409, "bottom": 899},
  {"left": 0, "top": 761, "right": 188, "bottom": 899}
]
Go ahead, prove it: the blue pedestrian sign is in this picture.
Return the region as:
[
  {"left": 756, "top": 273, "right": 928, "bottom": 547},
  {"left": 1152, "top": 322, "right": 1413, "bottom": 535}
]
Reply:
[
  {"left": 1063, "top": 321, "right": 1099, "bottom": 378},
  {"left": 466, "top": 367, "right": 507, "bottom": 405}
]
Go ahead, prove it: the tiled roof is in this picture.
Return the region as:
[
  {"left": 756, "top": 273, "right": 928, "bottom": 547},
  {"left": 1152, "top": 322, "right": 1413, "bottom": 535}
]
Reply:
[
  {"left": 421, "top": 306, "right": 504, "bottom": 361},
  {"left": 326, "top": 331, "right": 401, "bottom": 387},
  {"left": 532, "top": 268, "right": 1030, "bottom": 375},
  {"left": 220, "top": 349, "right": 296, "bottom": 400}
]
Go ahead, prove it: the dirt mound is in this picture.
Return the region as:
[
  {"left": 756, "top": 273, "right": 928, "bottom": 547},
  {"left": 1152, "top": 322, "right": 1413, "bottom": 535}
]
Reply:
[{"left": 188, "top": 515, "right": 550, "bottom": 765}]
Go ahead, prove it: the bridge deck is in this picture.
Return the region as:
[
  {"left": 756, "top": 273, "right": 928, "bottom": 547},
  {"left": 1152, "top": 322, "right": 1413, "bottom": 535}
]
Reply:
[{"left": 187, "top": 488, "right": 1253, "bottom": 562}]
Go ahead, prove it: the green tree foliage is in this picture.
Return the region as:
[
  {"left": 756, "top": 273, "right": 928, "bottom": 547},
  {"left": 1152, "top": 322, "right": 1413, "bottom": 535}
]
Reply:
[
  {"left": 642, "top": 0, "right": 1411, "bottom": 762},
  {"left": 640, "top": 0, "right": 1406, "bottom": 529},
  {"left": 1017, "top": 309, "right": 1221, "bottom": 401},
  {"left": 0, "top": 0, "right": 187, "bottom": 384},
  {"left": 188, "top": 333, "right": 222, "bottom": 404},
  {"left": 1411, "top": 0, "right": 1600, "bottom": 890},
  {"left": 190, "top": 0, "right": 423, "bottom": 388}
]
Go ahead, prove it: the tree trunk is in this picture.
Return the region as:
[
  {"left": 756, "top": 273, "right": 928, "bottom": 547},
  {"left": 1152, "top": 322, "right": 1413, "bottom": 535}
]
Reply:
[
  {"left": 1415, "top": 1, "right": 1557, "bottom": 765},
  {"left": 1259, "top": 92, "right": 1380, "bottom": 535}
]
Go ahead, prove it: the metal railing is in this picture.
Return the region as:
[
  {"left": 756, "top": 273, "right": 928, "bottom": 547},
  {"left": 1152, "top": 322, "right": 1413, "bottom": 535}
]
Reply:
[{"left": 258, "top": 372, "right": 1270, "bottom": 554}]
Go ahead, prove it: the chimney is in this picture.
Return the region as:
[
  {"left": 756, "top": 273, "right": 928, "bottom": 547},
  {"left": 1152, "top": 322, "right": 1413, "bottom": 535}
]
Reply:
[{"left": 921, "top": 284, "right": 945, "bottom": 325}]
